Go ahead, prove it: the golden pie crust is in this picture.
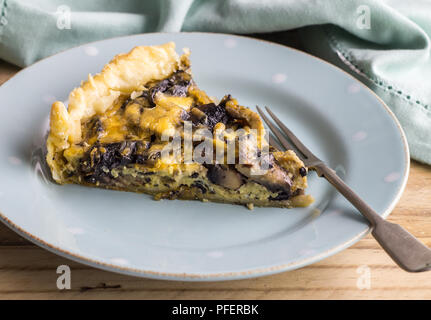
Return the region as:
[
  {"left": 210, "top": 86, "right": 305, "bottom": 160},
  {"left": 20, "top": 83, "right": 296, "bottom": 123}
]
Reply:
[{"left": 46, "top": 42, "right": 313, "bottom": 208}]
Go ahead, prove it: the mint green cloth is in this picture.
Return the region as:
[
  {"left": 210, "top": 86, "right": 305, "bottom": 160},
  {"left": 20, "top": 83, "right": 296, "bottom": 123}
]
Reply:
[{"left": 1, "top": 0, "right": 430, "bottom": 163}]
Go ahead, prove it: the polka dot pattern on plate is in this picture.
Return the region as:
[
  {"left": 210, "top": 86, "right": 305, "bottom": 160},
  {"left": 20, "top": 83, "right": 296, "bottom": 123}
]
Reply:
[
  {"left": 326, "top": 209, "right": 343, "bottom": 216},
  {"left": 299, "top": 249, "right": 317, "bottom": 256},
  {"left": 110, "top": 258, "right": 129, "bottom": 266},
  {"left": 67, "top": 227, "right": 85, "bottom": 235},
  {"left": 207, "top": 251, "right": 224, "bottom": 258},
  {"left": 271, "top": 73, "right": 287, "bottom": 84},
  {"left": 84, "top": 46, "right": 99, "bottom": 56},
  {"left": 42, "top": 94, "right": 57, "bottom": 104},
  {"left": 348, "top": 83, "right": 361, "bottom": 93},
  {"left": 384, "top": 172, "right": 401, "bottom": 183},
  {"left": 352, "top": 131, "right": 367, "bottom": 142},
  {"left": 8, "top": 156, "right": 22, "bottom": 165},
  {"left": 224, "top": 38, "right": 237, "bottom": 48}
]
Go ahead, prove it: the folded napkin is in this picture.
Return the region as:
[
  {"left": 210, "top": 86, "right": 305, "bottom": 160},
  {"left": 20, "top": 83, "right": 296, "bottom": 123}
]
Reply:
[{"left": 1, "top": 0, "right": 430, "bottom": 164}]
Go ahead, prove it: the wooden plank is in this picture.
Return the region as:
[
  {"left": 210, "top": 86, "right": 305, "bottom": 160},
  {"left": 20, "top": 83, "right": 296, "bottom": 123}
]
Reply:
[
  {"left": 0, "top": 60, "right": 19, "bottom": 85},
  {"left": 0, "top": 245, "right": 430, "bottom": 299}
]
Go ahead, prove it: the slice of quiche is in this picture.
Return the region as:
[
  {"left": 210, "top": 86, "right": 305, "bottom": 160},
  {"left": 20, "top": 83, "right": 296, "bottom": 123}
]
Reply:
[{"left": 46, "top": 42, "right": 313, "bottom": 208}]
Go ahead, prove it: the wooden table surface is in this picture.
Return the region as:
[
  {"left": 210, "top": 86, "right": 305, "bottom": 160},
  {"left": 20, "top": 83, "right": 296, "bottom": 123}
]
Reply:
[{"left": 1, "top": 36, "right": 431, "bottom": 299}]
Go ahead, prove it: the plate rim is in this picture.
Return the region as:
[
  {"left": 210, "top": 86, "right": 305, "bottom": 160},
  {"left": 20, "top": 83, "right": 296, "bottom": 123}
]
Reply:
[{"left": 0, "top": 32, "right": 410, "bottom": 281}]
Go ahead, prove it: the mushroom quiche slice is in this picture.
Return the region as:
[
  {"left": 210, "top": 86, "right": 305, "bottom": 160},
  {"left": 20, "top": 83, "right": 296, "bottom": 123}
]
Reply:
[{"left": 46, "top": 42, "right": 313, "bottom": 209}]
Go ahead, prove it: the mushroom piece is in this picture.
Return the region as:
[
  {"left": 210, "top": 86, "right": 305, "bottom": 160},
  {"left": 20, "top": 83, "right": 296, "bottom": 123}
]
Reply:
[
  {"left": 189, "top": 103, "right": 232, "bottom": 131},
  {"left": 206, "top": 165, "right": 244, "bottom": 190},
  {"left": 235, "top": 156, "right": 292, "bottom": 195},
  {"left": 189, "top": 107, "right": 207, "bottom": 124},
  {"left": 233, "top": 131, "right": 292, "bottom": 196}
]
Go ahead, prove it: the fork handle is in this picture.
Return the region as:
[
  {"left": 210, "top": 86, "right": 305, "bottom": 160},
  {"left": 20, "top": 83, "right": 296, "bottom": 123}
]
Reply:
[{"left": 318, "top": 165, "right": 431, "bottom": 272}]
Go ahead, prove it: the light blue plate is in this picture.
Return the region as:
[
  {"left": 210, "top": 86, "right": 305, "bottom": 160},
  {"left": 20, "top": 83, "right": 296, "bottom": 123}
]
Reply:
[{"left": 0, "top": 33, "right": 409, "bottom": 281}]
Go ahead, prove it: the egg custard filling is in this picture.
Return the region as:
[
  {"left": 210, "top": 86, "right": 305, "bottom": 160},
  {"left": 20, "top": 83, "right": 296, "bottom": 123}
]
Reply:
[{"left": 46, "top": 42, "right": 313, "bottom": 209}]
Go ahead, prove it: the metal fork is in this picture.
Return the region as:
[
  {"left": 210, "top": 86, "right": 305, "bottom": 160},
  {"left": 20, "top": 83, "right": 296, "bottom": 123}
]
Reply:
[{"left": 257, "top": 105, "right": 431, "bottom": 272}]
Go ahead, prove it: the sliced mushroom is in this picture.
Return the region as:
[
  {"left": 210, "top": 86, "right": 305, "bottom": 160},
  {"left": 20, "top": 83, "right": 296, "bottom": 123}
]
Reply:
[
  {"left": 235, "top": 155, "right": 292, "bottom": 195},
  {"left": 206, "top": 165, "right": 244, "bottom": 190},
  {"left": 221, "top": 95, "right": 265, "bottom": 133},
  {"left": 233, "top": 131, "right": 292, "bottom": 195}
]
